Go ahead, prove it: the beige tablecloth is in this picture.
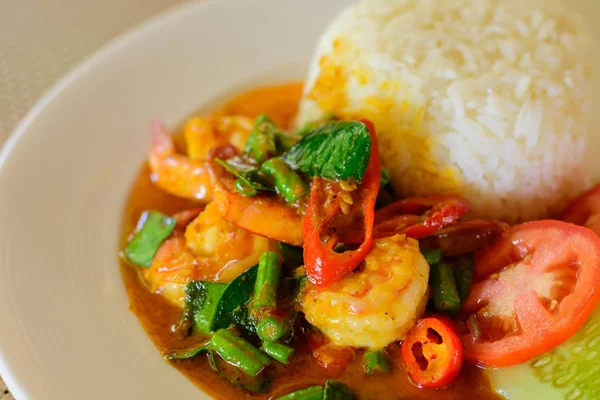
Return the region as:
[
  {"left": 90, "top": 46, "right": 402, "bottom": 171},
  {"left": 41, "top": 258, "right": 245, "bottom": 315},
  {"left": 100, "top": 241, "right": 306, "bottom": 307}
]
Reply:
[{"left": 0, "top": 0, "right": 192, "bottom": 397}]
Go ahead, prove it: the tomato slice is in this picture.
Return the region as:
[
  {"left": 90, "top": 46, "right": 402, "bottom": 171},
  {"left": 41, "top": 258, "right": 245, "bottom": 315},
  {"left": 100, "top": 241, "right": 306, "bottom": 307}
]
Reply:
[
  {"left": 207, "top": 145, "right": 304, "bottom": 246},
  {"left": 401, "top": 316, "right": 463, "bottom": 389},
  {"left": 461, "top": 220, "right": 600, "bottom": 367},
  {"left": 560, "top": 183, "right": 600, "bottom": 236}
]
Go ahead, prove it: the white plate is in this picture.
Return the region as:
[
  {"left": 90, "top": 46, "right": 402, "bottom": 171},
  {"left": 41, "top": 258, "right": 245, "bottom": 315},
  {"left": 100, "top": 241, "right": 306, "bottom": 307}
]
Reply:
[
  {"left": 0, "top": 0, "right": 352, "bottom": 398},
  {"left": 2, "top": 0, "right": 600, "bottom": 399}
]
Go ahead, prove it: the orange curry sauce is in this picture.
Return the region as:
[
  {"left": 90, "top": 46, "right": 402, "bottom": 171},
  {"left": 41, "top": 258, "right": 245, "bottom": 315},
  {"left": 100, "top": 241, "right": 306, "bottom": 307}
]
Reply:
[{"left": 120, "top": 82, "right": 502, "bottom": 399}]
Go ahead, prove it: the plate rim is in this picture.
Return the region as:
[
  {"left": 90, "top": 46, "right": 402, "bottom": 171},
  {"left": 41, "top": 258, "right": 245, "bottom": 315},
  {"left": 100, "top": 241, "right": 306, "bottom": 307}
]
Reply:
[{"left": 0, "top": 1, "right": 224, "bottom": 397}]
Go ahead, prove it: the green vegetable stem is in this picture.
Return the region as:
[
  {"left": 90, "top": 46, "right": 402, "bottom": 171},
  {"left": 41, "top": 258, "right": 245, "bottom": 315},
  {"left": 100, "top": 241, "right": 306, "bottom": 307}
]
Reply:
[
  {"left": 420, "top": 248, "right": 442, "bottom": 266},
  {"left": 261, "top": 157, "right": 309, "bottom": 204},
  {"left": 454, "top": 256, "right": 473, "bottom": 300},
  {"left": 207, "top": 329, "right": 271, "bottom": 376},
  {"left": 244, "top": 115, "right": 278, "bottom": 163},
  {"left": 261, "top": 342, "right": 295, "bottom": 364},
  {"left": 431, "top": 263, "right": 461, "bottom": 314}
]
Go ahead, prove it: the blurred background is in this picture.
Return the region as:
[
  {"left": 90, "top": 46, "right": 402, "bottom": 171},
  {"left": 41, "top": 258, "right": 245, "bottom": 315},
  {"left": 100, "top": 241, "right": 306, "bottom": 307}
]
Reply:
[{"left": 0, "top": 2, "right": 194, "bottom": 397}]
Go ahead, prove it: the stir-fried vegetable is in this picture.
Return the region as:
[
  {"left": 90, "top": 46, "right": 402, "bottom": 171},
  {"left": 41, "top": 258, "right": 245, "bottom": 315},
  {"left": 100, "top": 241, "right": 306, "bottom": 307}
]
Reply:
[
  {"left": 453, "top": 257, "right": 473, "bottom": 301},
  {"left": 285, "top": 121, "right": 372, "bottom": 183},
  {"left": 215, "top": 156, "right": 274, "bottom": 196},
  {"left": 420, "top": 248, "right": 442, "bottom": 266},
  {"left": 261, "top": 157, "right": 309, "bottom": 204},
  {"left": 208, "top": 329, "right": 271, "bottom": 376},
  {"left": 430, "top": 263, "right": 461, "bottom": 314},
  {"left": 276, "top": 380, "right": 353, "bottom": 400},
  {"left": 401, "top": 316, "right": 464, "bottom": 389},
  {"left": 123, "top": 211, "right": 176, "bottom": 267},
  {"left": 302, "top": 119, "right": 380, "bottom": 287},
  {"left": 362, "top": 350, "right": 391, "bottom": 374},
  {"left": 244, "top": 115, "right": 278, "bottom": 163},
  {"left": 207, "top": 348, "right": 271, "bottom": 392},
  {"left": 261, "top": 342, "right": 295, "bottom": 364},
  {"left": 181, "top": 281, "right": 228, "bottom": 334}
]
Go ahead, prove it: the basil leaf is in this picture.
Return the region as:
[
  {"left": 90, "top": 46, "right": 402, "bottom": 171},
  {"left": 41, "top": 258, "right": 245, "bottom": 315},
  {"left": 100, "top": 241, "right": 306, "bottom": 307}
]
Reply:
[
  {"left": 284, "top": 121, "right": 371, "bottom": 183},
  {"left": 165, "top": 344, "right": 208, "bottom": 360},
  {"left": 123, "top": 211, "right": 175, "bottom": 267},
  {"left": 324, "top": 380, "right": 354, "bottom": 399},
  {"left": 215, "top": 156, "right": 274, "bottom": 193},
  {"left": 182, "top": 281, "right": 228, "bottom": 334}
]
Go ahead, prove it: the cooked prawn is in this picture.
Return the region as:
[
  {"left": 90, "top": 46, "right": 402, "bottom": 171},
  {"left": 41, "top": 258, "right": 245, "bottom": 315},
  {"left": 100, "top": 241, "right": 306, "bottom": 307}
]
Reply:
[
  {"left": 143, "top": 202, "right": 278, "bottom": 307},
  {"left": 301, "top": 234, "right": 430, "bottom": 348},
  {"left": 148, "top": 116, "right": 253, "bottom": 200}
]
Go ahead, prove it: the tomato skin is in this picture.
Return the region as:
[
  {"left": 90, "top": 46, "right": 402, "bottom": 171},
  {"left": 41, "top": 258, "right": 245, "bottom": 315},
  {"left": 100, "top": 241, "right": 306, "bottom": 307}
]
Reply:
[
  {"left": 401, "top": 316, "right": 463, "bottom": 389},
  {"left": 462, "top": 220, "right": 600, "bottom": 367},
  {"left": 560, "top": 183, "right": 600, "bottom": 236}
]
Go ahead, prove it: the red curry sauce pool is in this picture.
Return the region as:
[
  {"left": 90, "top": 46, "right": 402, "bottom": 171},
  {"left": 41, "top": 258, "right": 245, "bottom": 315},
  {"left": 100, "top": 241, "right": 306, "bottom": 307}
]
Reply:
[{"left": 120, "top": 82, "right": 502, "bottom": 399}]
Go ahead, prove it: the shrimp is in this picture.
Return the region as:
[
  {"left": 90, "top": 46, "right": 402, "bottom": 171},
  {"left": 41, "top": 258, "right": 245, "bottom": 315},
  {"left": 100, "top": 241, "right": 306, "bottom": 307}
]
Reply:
[
  {"left": 148, "top": 116, "right": 253, "bottom": 200},
  {"left": 301, "top": 234, "right": 430, "bottom": 349},
  {"left": 143, "top": 202, "right": 278, "bottom": 307}
]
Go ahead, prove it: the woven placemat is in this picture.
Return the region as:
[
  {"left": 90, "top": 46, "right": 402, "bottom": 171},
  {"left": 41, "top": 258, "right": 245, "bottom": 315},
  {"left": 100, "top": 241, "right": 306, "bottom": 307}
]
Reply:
[{"left": 0, "top": 0, "right": 191, "bottom": 397}]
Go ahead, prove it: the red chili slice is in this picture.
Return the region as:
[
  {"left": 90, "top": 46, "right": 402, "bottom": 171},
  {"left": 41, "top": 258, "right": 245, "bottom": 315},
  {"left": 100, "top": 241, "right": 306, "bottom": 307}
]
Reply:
[{"left": 401, "top": 316, "right": 463, "bottom": 389}]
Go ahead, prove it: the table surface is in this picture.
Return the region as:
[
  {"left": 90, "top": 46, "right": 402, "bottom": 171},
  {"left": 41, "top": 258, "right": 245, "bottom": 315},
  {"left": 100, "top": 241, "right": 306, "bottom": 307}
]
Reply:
[{"left": 0, "top": 0, "right": 191, "bottom": 397}]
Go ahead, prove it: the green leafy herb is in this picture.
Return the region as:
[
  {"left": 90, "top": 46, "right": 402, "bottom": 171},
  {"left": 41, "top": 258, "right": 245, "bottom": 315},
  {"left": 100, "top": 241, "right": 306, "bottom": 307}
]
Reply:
[
  {"left": 294, "top": 111, "right": 337, "bottom": 137},
  {"left": 324, "top": 380, "right": 354, "bottom": 399},
  {"left": 284, "top": 121, "right": 372, "bottom": 183},
  {"left": 215, "top": 156, "right": 273, "bottom": 194},
  {"left": 165, "top": 345, "right": 208, "bottom": 360},
  {"left": 182, "top": 281, "right": 228, "bottom": 334},
  {"left": 211, "top": 264, "right": 259, "bottom": 334},
  {"left": 123, "top": 211, "right": 175, "bottom": 267}
]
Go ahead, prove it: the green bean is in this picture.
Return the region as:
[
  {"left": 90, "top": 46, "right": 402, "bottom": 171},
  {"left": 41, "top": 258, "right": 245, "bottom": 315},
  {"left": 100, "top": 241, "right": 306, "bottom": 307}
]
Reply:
[
  {"left": 261, "top": 157, "right": 309, "bottom": 204},
  {"left": 235, "top": 178, "right": 258, "bottom": 197},
  {"left": 362, "top": 350, "right": 391, "bottom": 374},
  {"left": 431, "top": 263, "right": 461, "bottom": 314},
  {"left": 454, "top": 256, "right": 474, "bottom": 300},
  {"left": 253, "top": 251, "right": 282, "bottom": 309},
  {"left": 244, "top": 115, "right": 278, "bottom": 163},
  {"left": 123, "top": 211, "right": 175, "bottom": 267},
  {"left": 207, "top": 329, "right": 271, "bottom": 376},
  {"left": 420, "top": 248, "right": 442, "bottom": 266},
  {"left": 261, "top": 342, "right": 295, "bottom": 364},
  {"left": 257, "top": 315, "right": 287, "bottom": 342},
  {"left": 276, "top": 385, "right": 324, "bottom": 400}
]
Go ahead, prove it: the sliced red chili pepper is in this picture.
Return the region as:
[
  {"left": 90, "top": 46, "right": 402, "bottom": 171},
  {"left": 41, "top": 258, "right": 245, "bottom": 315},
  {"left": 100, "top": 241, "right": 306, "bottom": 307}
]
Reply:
[
  {"left": 401, "top": 316, "right": 464, "bottom": 389},
  {"left": 374, "top": 195, "right": 471, "bottom": 239},
  {"left": 302, "top": 119, "right": 380, "bottom": 287}
]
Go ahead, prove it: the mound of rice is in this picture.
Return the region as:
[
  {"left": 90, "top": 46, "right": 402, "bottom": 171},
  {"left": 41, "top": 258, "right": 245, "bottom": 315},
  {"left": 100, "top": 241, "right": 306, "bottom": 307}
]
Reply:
[{"left": 298, "top": 0, "right": 594, "bottom": 222}]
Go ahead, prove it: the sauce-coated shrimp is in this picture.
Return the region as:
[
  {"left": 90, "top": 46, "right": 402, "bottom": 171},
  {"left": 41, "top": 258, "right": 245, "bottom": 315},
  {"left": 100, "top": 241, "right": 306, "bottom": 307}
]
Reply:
[
  {"left": 301, "top": 235, "right": 430, "bottom": 348},
  {"left": 148, "top": 116, "right": 253, "bottom": 200},
  {"left": 143, "top": 202, "right": 278, "bottom": 307}
]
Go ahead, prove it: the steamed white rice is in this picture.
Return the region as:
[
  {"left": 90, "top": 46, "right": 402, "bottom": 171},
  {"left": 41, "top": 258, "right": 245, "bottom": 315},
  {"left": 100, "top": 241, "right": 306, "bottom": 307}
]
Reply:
[{"left": 298, "top": 0, "right": 594, "bottom": 222}]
